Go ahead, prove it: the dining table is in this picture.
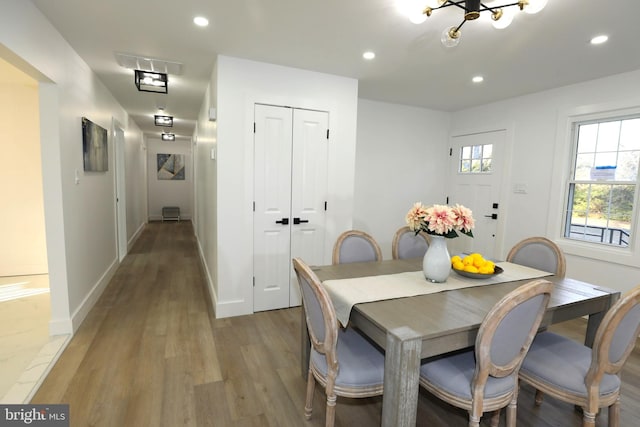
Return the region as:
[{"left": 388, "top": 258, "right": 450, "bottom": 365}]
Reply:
[{"left": 300, "top": 257, "right": 621, "bottom": 427}]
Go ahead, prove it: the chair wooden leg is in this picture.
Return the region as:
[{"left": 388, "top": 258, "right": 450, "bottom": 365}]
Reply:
[
  {"left": 609, "top": 399, "right": 620, "bottom": 427},
  {"left": 506, "top": 399, "right": 517, "bottom": 427},
  {"left": 304, "top": 368, "right": 315, "bottom": 420},
  {"left": 325, "top": 393, "right": 336, "bottom": 427},
  {"left": 468, "top": 413, "right": 480, "bottom": 427},
  {"left": 582, "top": 410, "right": 596, "bottom": 427},
  {"left": 489, "top": 410, "right": 500, "bottom": 427},
  {"left": 534, "top": 389, "right": 544, "bottom": 406}
]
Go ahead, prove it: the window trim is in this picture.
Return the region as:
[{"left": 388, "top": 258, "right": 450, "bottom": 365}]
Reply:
[{"left": 547, "top": 101, "right": 640, "bottom": 268}]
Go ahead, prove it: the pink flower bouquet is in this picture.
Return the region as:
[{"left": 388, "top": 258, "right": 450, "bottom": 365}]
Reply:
[{"left": 406, "top": 202, "right": 475, "bottom": 239}]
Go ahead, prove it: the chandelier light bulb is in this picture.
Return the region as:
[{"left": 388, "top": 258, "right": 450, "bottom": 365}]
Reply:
[
  {"left": 410, "top": 11, "right": 427, "bottom": 24},
  {"left": 441, "top": 27, "right": 461, "bottom": 48},
  {"left": 491, "top": 7, "right": 516, "bottom": 29},
  {"left": 524, "top": 0, "right": 548, "bottom": 14}
]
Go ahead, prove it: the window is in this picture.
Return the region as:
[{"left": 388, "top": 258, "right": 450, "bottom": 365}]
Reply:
[
  {"left": 564, "top": 116, "right": 640, "bottom": 247},
  {"left": 459, "top": 144, "right": 493, "bottom": 173}
]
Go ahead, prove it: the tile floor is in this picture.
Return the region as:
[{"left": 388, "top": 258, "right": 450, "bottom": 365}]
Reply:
[{"left": 0, "top": 275, "right": 69, "bottom": 403}]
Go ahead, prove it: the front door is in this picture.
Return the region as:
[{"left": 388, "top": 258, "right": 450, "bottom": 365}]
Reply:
[
  {"left": 253, "top": 105, "right": 328, "bottom": 311},
  {"left": 447, "top": 130, "right": 506, "bottom": 259}
]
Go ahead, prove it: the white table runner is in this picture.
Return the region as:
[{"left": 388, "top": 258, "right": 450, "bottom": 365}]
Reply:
[{"left": 323, "top": 262, "right": 553, "bottom": 327}]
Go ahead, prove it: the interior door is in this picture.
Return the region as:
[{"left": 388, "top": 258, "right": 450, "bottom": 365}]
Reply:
[
  {"left": 113, "top": 120, "right": 127, "bottom": 262},
  {"left": 289, "top": 109, "right": 329, "bottom": 306},
  {"left": 253, "top": 105, "right": 329, "bottom": 311},
  {"left": 253, "top": 105, "right": 293, "bottom": 312},
  {"left": 447, "top": 130, "right": 505, "bottom": 259}
]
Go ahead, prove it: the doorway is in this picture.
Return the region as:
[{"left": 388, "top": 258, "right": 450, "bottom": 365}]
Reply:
[
  {"left": 447, "top": 129, "right": 506, "bottom": 259},
  {"left": 0, "top": 56, "right": 52, "bottom": 401},
  {"left": 253, "top": 104, "right": 329, "bottom": 312}
]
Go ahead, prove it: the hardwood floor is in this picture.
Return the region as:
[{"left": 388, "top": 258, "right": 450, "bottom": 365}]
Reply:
[{"left": 32, "top": 222, "right": 640, "bottom": 426}]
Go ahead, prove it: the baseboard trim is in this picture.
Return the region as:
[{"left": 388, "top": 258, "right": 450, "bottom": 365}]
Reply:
[
  {"left": 194, "top": 233, "right": 217, "bottom": 317},
  {"left": 128, "top": 221, "right": 146, "bottom": 252},
  {"left": 69, "top": 258, "right": 119, "bottom": 333}
]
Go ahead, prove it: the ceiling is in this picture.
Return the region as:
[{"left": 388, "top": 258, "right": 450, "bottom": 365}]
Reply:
[{"left": 30, "top": 0, "right": 640, "bottom": 140}]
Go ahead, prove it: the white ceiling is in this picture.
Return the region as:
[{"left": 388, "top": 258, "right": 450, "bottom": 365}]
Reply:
[{"left": 30, "top": 0, "right": 640, "bottom": 140}]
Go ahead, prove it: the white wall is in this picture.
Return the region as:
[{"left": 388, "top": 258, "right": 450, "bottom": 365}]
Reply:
[
  {"left": 147, "top": 138, "right": 193, "bottom": 221},
  {"left": 451, "top": 69, "right": 640, "bottom": 292},
  {"left": 194, "top": 55, "right": 359, "bottom": 318},
  {"left": 0, "top": 1, "right": 146, "bottom": 334},
  {"left": 0, "top": 58, "right": 48, "bottom": 276},
  {"left": 354, "top": 99, "right": 451, "bottom": 259}
]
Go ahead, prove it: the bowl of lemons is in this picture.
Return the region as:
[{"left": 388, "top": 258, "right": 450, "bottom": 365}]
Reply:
[{"left": 451, "top": 253, "right": 503, "bottom": 279}]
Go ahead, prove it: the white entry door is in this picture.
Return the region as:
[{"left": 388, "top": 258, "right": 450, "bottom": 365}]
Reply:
[
  {"left": 253, "top": 105, "right": 329, "bottom": 312},
  {"left": 447, "top": 130, "right": 506, "bottom": 260}
]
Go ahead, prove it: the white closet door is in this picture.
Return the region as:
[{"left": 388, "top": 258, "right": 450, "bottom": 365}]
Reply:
[
  {"left": 253, "top": 105, "right": 329, "bottom": 311},
  {"left": 253, "top": 105, "right": 293, "bottom": 312},
  {"left": 289, "top": 109, "right": 329, "bottom": 306}
]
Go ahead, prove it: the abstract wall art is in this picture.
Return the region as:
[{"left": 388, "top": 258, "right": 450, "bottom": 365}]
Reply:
[{"left": 157, "top": 153, "right": 185, "bottom": 180}]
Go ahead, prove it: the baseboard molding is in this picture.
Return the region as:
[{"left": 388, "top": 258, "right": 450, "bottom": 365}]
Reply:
[
  {"left": 128, "top": 221, "right": 146, "bottom": 251},
  {"left": 69, "top": 257, "right": 119, "bottom": 333},
  {"left": 194, "top": 233, "right": 218, "bottom": 317}
]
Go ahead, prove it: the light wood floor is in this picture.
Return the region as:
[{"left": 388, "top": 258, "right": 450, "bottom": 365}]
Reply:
[{"left": 32, "top": 221, "right": 640, "bottom": 426}]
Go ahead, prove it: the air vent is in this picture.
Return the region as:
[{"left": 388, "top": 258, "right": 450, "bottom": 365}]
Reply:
[{"left": 115, "top": 52, "right": 183, "bottom": 75}]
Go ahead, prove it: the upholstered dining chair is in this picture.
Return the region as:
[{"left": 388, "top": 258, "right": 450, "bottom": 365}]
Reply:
[
  {"left": 392, "top": 226, "right": 430, "bottom": 260},
  {"left": 418, "top": 279, "right": 553, "bottom": 427},
  {"left": 332, "top": 230, "right": 383, "bottom": 265},
  {"left": 506, "top": 236, "right": 567, "bottom": 278},
  {"left": 519, "top": 284, "right": 640, "bottom": 427},
  {"left": 292, "top": 257, "right": 385, "bottom": 427}
]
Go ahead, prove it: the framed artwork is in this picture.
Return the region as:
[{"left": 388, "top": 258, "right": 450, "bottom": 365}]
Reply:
[
  {"left": 157, "top": 153, "right": 185, "bottom": 180},
  {"left": 82, "top": 117, "right": 108, "bottom": 172}
]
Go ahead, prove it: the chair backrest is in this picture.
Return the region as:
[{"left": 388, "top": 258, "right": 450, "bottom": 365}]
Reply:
[
  {"left": 332, "top": 230, "right": 383, "bottom": 265},
  {"left": 587, "top": 284, "right": 640, "bottom": 383},
  {"left": 472, "top": 279, "right": 553, "bottom": 397},
  {"left": 292, "top": 257, "right": 339, "bottom": 370},
  {"left": 392, "top": 226, "right": 430, "bottom": 260},
  {"left": 506, "top": 236, "right": 566, "bottom": 278}
]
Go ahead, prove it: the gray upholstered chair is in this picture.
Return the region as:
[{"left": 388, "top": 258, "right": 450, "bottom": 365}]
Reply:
[
  {"left": 292, "top": 257, "right": 385, "bottom": 427},
  {"left": 392, "top": 226, "right": 430, "bottom": 260},
  {"left": 506, "top": 236, "right": 566, "bottom": 278},
  {"left": 332, "top": 230, "right": 382, "bottom": 265},
  {"left": 519, "top": 284, "right": 640, "bottom": 427},
  {"left": 418, "top": 279, "right": 553, "bottom": 427}
]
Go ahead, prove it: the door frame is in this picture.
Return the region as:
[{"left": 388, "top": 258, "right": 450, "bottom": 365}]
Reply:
[
  {"left": 112, "top": 118, "right": 127, "bottom": 262},
  {"left": 448, "top": 124, "right": 514, "bottom": 259}
]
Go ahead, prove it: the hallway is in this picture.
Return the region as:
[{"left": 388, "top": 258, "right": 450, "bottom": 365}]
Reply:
[{"left": 30, "top": 222, "right": 640, "bottom": 426}]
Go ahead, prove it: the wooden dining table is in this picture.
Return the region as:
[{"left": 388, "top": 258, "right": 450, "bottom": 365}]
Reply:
[{"left": 302, "top": 257, "right": 621, "bottom": 427}]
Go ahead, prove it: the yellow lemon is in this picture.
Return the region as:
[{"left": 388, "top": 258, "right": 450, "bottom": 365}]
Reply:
[
  {"left": 452, "top": 261, "right": 465, "bottom": 271},
  {"left": 478, "top": 266, "right": 493, "bottom": 274},
  {"left": 463, "top": 265, "right": 479, "bottom": 273},
  {"left": 473, "top": 257, "right": 486, "bottom": 268},
  {"left": 451, "top": 255, "right": 462, "bottom": 264},
  {"left": 462, "top": 256, "right": 474, "bottom": 266}
]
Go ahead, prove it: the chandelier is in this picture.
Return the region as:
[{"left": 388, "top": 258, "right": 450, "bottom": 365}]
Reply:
[{"left": 400, "top": 0, "right": 547, "bottom": 47}]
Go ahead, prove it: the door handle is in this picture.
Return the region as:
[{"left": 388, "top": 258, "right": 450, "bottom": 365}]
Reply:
[
  {"left": 293, "top": 217, "right": 309, "bottom": 224},
  {"left": 484, "top": 213, "right": 498, "bottom": 220},
  {"left": 275, "top": 218, "right": 289, "bottom": 225}
]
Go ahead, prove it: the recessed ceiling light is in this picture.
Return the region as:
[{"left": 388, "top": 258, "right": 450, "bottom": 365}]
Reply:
[
  {"left": 590, "top": 35, "right": 608, "bottom": 45},
  {"left": 363, "top": 51, "right": 375, "bottom": 60},
  {"left": 472, "top": 76, "right": 484, "bottom": 83},
  {"left": 193, "top": 16, "right": 209, "bottom": 27}
]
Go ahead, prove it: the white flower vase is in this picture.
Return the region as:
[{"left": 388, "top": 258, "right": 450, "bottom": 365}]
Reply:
[{"left": 422, "top": 235, "right": 451, "bottom": 283}]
